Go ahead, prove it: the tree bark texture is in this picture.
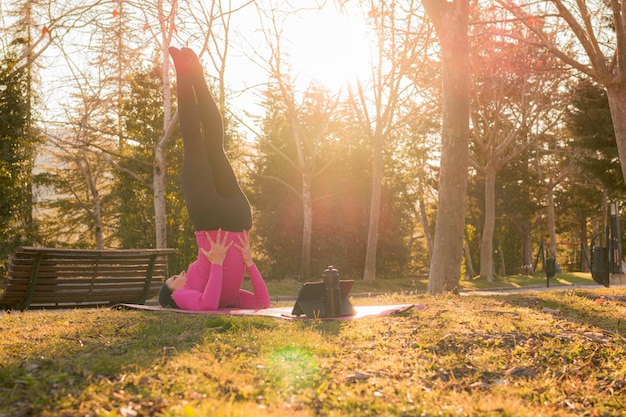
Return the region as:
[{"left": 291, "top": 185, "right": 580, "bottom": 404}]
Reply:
[
  {"left": 363, "top": 132, "right": 383, "bottom": 283},
  {"left": 546, "top": 180, "right": 557, "bottom": 257},
  {"left": 300, "top": 174, "right": 313, "bottom": 281},
  {"left": 423, "top": 0, "right": 470, "bottom": 294},
  {"left": 606, "top": 84, "right": 626, "bottom": 185},
  {"left": 153, "top": 146, "right": 167, "bottom": 250},
  {"left": 463, "top": 238, "right": 475, "bottom": 278},
  {"left": 479, "top": 168, "right": 496, "bottom": 281},
  {"left": 579, "top": 216, "right": 589, "bottom": 272},
  {"left": 76, "top": 151, "right": 104, "bottom": 250},
  {"left": 153, "top": 4, "right": 177, "bottom": 250},
  {"left": 419, "top": 197, "right": 433, "bottom": 259},
  {"left": 520, "top": 217, "right": 533, "bottom": 273}
]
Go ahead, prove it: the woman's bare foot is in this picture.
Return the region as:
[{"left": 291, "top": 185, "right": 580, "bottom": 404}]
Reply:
[
  {"left": 180, "top": 47, "right": 205, "bottom": 81},
  {"left": 169, "top": 46, "right": 194, "bottom": 76}
]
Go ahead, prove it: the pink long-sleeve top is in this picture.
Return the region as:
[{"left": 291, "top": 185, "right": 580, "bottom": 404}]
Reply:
[{"left": 172, "top": 230, "right": 270, "bottom": 311}]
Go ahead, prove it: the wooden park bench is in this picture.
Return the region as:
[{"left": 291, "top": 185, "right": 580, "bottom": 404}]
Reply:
[{"left": 0, "top": 246, "right": 176, "bottom": 311}]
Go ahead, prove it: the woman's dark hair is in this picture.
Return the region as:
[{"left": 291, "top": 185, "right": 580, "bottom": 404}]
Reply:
[{"left": 158, "top": 282, "right": 179, "bottom": 308}]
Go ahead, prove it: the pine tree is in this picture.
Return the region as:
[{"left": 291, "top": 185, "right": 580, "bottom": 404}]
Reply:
[{"left": 0, "top": 54, "right": 39, "bottom": 259}]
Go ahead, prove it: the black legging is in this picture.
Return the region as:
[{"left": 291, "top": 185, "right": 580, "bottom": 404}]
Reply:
[{"left": 170, "top": 47, "right": 252, "bottom": 232}]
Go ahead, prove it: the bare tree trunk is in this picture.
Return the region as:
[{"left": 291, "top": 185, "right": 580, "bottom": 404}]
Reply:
[
  {"left": 521, "top": 217, "right": 533, "bottom": 273},
  {"left": 88, "top": 170, "right": 104, "bottom": 251},
  {"left": 76, "top": 151, "right": 104, "bottom": 249},
  {"left": 300, "top": 174, "right": 313, "bottom": 281},
  {"left": 153, "top": 1, "right": 177, "bottom": 249},
  {"left": 580, "top": 216, "right": 589, "bottom": 272},
  {"left": 351, "top": 2, "right": 430, "bottom": 282},
  {"left": 463, "top": 238, "right": 475, "bottom": 279},
  {"left": 423, "top": 0, "right": 470, "bottom": 294},
  {"left": 419, "top": 197, "right": 433, "bottom": 259},
  {"left": 153, "top": 145, "right": 168, "bottom": 249},
  {"left": 536, "top": 152, "right": 576, "bottom": 264},
  {"left": 363, "top": 132, "right": 383, "bottom": 283},
  {"left": 480, "top": 167, "right": 496, "bottom": 281},
  {"left": 606, "top": 85, "right": 626, "bottom": 185},
  {"left": 546, "top": 180, "right": 557, "bottom": 257},
  {"left": 498, "top": 243, "right": 506, "bottom": 276},
  {"left": 87, "top": 179, "right": 104, "bottom": 250},
  {"left": 602, "top": 188, "right": 608, "bottom": 246}
]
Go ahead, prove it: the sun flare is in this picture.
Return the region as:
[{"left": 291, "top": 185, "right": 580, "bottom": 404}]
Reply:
[{"left": 284, "top": 6, "right": 373, "bottom": 91}]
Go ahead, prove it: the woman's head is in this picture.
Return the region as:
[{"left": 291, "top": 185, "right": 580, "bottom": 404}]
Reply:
[
  {"left": 158, "top": 271, "right": 187, "bottom": 308},
  {"left": 166, "top": 271, "right": 187, "bottom": 290}
]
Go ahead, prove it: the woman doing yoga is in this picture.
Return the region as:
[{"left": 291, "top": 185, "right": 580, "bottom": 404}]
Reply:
[{"left": 158, "top": 47, "right": 270, "bottom": 311}]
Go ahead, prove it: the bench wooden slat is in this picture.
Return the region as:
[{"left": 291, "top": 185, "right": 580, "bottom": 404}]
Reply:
[
  {"left": 9, "top": 262, "right": 170, "bottom": 268},
  {"left": 1, "top": 274, "right": 168, "bottom": 282},
  {"left": 9, "top": 269, "right": 169, "bottom": 278},
  {"left": 10, "top": 263, "right": 169, "bottom": 271},
  {"left": 1, "top": 281, "right": 158, "bottom": 290},
  {"left": 1, "top": 285, "right": 162, "bottom": 299},
  {"left": 10, "top": 268, "right": 169, "bottom": 276},
  {"left": 0, "top": 246, "right": 176, "bottom": 310},
  {"left": 29, "top": 291, "right": 157, "bottom": 301}
]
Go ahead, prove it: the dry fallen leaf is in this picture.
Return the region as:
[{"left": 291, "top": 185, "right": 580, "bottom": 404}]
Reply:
[{"left": 346, "top": 371, "right": 372, "bottom": 383}]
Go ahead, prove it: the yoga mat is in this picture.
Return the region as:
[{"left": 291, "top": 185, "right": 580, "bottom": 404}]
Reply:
[{"left": 114, "top": 303, "right": 421, "bottom": 320}]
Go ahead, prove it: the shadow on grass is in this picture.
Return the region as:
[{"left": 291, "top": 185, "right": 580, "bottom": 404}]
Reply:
[
  {"left": 492, "top": 289, "right": 626, "bottom": 335},
  {"left": 0, "top": 309, "right": 286, "bottom": 416},
  {"left": 459, "top": 272, "right": 596, "bottom": 291},
  {"left": 1, "top": 306, "right": 356, "bottom": 416}
]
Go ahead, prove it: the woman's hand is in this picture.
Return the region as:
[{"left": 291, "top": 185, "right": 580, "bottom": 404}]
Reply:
[
  {"left": 200, "top": 229, "right": 233, "bottom": 265},
  {"left": 234, "top": 230, "right": 254, "bottom": 267}
]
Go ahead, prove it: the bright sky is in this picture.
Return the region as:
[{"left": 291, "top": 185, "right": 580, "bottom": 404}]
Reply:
[
  {"left": 281, "top": 5, "right": 373, "bottom": 91},
  {"left": 1, "top": 0, "right": 375, "bottom": 132},
  {"left": 202, "top": 1, "right": 375, "bottom": 133}
]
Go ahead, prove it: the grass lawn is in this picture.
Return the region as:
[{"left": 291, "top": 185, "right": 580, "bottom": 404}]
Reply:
[{"left": 2, "top": 274, "right": 625, "bottom": 416}]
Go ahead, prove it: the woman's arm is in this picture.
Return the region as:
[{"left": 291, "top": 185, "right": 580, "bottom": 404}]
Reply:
[
  {"left": 234, "top": 231, "right": 270, "bottom": 309},
  {"left": 237, "top": 264, "right": 270, "bottom": 309},
  {"left": 172, "top": 263, "right": 223, "bottom": 311},
  {"left": 172, "top": 230, "right": 231, "bottom": 311}
]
